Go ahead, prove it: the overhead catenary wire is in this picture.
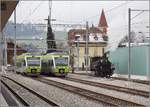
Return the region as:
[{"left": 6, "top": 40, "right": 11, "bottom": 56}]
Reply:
[
  {"left": 5, "top": 1, "right": 149, "bottom": 50},
  {"left": 109, "top": 21, "right": 149, "bottom": 31},
  {"left": 131, "top": 11, "right": 145, "bottom": 21},
  {"left": 21, "top": 1, "right": 44, "bottom": 24},
  {"left": 77, "top": 1, "right": 130, "bottom": 24},
  {"left": 6, "top": 20, "right": 148, "bottom": 31},
  {"left": 6, "top": 39, "right": 71, "bottom": 42},
  {"left": 10, "top": 1, "right": 141, "bottom": 31}
]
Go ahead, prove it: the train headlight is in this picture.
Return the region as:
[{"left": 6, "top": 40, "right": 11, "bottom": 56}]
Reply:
[{"left": 59, "top": 69, "right": 65, "bottom": 73}]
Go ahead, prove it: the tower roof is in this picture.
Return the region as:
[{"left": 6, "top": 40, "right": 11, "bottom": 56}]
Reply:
[{"left": 98, "top": 9, "right": 108, "bottom": 28}]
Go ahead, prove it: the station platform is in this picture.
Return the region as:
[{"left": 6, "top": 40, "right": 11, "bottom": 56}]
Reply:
[
  {"left": 68, "top": 73, "right": 149, "bottom": 92},
  {"left": 72, "top": 70, "right": 149, "bottom": 81},
  {"left": 0, "top": 92, "right": 8, "bottom": 107}
]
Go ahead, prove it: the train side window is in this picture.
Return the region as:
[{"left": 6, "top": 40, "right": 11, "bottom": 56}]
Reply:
[
  {"left": 17, "top": 62, "right": 21, "bottom": 67},
  {"left": 42, "top": 62, "right": 47, "bottom": 67},
  {"left": 49, "top": 60, "right": 54, "bottom": 67},
  {"left": 23, "top": 60, "right": 26, "bottom": 66}
]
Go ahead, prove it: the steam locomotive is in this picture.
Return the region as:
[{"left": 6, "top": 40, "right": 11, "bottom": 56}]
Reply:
[{"left": 90, "top": 54, "right": 115, "bottom": 78}]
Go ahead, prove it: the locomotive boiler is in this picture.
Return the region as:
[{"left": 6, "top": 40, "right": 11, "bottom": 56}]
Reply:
[{"left": 90, "top": 54, "right": 115, "bottom": 78}]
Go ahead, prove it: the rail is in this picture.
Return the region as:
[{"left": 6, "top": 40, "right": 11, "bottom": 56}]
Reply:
[
  {"left": 35, "top": 77, "right": 145, "bottom": 107},
  {"left": 65, "top": 77, "right": 149, "bottom": 98},
  {"left": 1, "top": 76, "right": 59, "bottom": 107},
  {"left": 73, "top": 73, "right": 150, "bottom": 85}
]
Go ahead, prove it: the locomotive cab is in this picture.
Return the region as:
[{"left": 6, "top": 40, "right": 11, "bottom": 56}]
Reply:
[
  {"left": 25, "top": 56, "right": 41, "bottom": 76},
  {"left": 41, "top": 52, "right": 70, "bottom": 77},
  {"left": 16, "top": 53, "right": 42, "bottom": 77},
  {"left": 54, "top": 56, "right": 69, "bottom": 76}
]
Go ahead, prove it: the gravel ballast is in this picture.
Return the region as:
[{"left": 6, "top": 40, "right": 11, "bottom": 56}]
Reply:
[
  {"left": 68, "top": 73, "right": 149, "bottom": 92},
  {"left": 0, "top": 92, "right": 8, "bottom": 107},
  {"left": 2, "top": 77, "right": 53, "bottom": 107},
  {"left": 44, "top": 77, "right": 149, "bottom": 106},
  {"left": 3, "top": 73, "right": 108, "bottom": 107}
]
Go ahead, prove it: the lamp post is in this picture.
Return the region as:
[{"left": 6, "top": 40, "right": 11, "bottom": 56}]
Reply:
[
  {"left": 128, "top": 9, "right": 150, "bottom": 102},
  {"left": 85, "top": 21, "right": 89, "bottom": 72},
  {"left": 128, "top": 9, "right": 149, "bottom": 81},
  {"left": 128, "top": 8, "right": 131, "bottom": 80},
  {"left": 14, "top": 9, "right": 17, "bottom": 72},
  {"left": 75, "top": 35, "right": 80, "bottom": 71},
  {"left": 149, "top": 23, "right": 150, "bottom": 103},
  {"left": 77, "top": 38, "right": 79, "bottom": 71},
  {"left": 4, "top": 32, "right": 7, "bottom": 66}
]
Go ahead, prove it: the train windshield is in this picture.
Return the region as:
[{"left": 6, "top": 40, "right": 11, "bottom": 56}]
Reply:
[
  {"left": 27, "top": 57, "right": 40, "bottom": 66},
  {"left": 54, "top": 57, "right": 68, "bottom": 66}
]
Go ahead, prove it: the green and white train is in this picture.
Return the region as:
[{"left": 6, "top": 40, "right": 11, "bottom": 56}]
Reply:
[
  {"left": 41, "top": 52, "right": 70, "bottom": 77},
  {"left": 16, "top": 52, "right": 70, "bottom": 77},
  {"left": 16, "top": 53, "right": 41, "bottom": 76}
]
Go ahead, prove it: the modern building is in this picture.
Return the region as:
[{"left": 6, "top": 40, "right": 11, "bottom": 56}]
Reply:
[
  {"left": 109, "top": 45, "right": 149, "bottom": 80},
  {"left": 68, "top": 9, "right": 108, "bottom": 70}
]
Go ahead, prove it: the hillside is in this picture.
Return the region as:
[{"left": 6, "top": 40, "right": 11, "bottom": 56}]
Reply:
[{"left": 4, "top": 22, "right": 68, "bottom": 41}]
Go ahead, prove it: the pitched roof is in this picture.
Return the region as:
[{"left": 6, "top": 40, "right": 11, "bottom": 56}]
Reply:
[
  {"left": 98, "top": 9, "right": 108, "bottom": 28},
  {"left": 0, "top": 1, "right": 19, "bottom": 31}
]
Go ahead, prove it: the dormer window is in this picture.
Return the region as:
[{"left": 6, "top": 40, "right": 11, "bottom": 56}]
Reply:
[
  {"left": 83, "top": 35, "right": 86, "bottom": 41},
  {"left": 94, "top": 35, "right": 98, "bottom": 40},
  {"left": 75, "top": 34, "right": 80, "bottom": 41}
]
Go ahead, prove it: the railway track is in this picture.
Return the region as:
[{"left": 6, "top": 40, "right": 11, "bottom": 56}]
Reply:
[
  {"left": 35, "top": 77, "right": 145, "bottom": 107},
  {"left": 1, "top": 76, "right": 59, "bottom": 107},
  {"left": 112, "top": 77, "right": 150, "bottom": 85},
  {"left": 1, "top": 83, "right": 21, "bottom": 107},
  {"left": 65, "top": 77, "right": 149, "bottom": 98},
  {"left": 73, "top": 73, "right": 150, "bottom": 85}
]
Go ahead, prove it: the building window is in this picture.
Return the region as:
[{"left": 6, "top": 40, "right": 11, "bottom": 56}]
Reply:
[
  {"left": 84, "top": 47, "right": 89, "bottom": 54},
  {"left": 94, "top": 35, "right": 98, "bottom": 40},
  {"left": 102, "top": 48, "right": 105, "bottom": 55},
  {"left": 75, "top": 36, "right": 80, "bottom": 41},
  {"left": 83, "top": 35, "right": 86, "bottom": 41},
  {"left": 84, "top": 57, "right": 89, "bottom": 66}
]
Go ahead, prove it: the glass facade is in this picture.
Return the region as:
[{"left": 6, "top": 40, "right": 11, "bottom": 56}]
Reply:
[{"left": 109, "top": 45, "right": 149, "bottom": 76}]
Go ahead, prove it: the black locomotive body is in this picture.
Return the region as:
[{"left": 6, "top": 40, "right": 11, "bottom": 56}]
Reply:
[{"left": 90, "top": 55, "right": 115, "bottom": 78}]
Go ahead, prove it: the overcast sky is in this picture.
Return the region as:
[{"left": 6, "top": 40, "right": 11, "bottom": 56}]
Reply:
[{"left": 9, "top": 1, "right": 149, "bottom": 50}]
